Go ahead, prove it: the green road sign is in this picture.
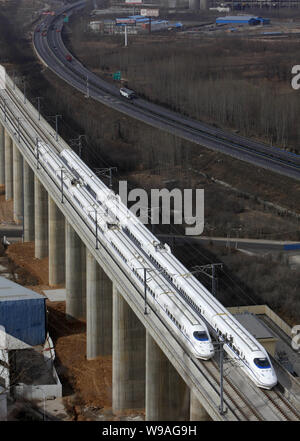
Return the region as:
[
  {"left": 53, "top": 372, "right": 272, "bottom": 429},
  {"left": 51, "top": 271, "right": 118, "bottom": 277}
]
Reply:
[
  {"left": 63, "top": 16, "right": 69, "bottom": 23},
  {"left": 113, "top": 71, "right": 121, "bottom": 80}
]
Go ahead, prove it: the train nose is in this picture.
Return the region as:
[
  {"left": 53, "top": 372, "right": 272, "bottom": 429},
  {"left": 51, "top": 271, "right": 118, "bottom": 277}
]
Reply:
[{"left": 259, "top": 371, "right": 277, "bottom": 389}]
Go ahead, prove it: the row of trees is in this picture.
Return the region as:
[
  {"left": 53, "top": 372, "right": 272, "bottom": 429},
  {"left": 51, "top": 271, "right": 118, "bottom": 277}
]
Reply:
[{"left": 70, "top": 25, "right": 300, "bottom": 153}]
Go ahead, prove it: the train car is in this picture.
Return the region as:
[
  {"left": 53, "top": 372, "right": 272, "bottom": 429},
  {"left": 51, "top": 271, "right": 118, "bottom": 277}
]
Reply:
[
  {"left": 150, "top": 246, "right": 278, "bottom": 389},
  {"left": 55, "top": 147, "right": 276, "bottom": 387},
  {"left": 58, "top": 149, "right": 214, "bottom": 360},
  {"left": 121, "top": 254, "right": 214, "bottom": 360}
]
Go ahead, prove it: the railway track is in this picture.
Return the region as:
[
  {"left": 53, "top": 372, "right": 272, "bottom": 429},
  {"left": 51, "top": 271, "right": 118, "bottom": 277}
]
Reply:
[
  {"left": 1, "top": 82, "right": 242, "bottom": 421},
  {"left": 3, "top": 68, "right": 299, "bottom": 423},
  {"left": 2, "top": 82, "right": 66, "bottom": 154},
  {"left": 205, "top": 358, "right": 262, "bottom": 421},
  {"left": 261, "top": 387, "right": 300, "bottom": 421}
]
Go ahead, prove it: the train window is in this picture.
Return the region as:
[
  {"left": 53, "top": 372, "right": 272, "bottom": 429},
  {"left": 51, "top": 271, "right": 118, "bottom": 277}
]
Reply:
[
  {"left": 193, "top": 331, "right": 209, "bottom": 341},
  {"left": 254, "top": 358, "right": 271, "bottom": 369}
]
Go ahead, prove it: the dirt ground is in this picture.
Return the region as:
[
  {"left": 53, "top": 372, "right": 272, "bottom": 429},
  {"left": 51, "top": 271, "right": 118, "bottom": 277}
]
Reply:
[
  {"left": 0, "top": 187, "right": 14, "bottom": 223},
  {"left": 7, "top": 242, "right": 49, "bottom": 287},
  {"left": 5, "top": 239, "right": 145, "bottom": 420},
  {"left": 5, "top": 240, "right": 115, "bottom": 418},
  {"left": 0, "top": 181, "right": 136, "bottom": 418},
  {"left": 47, "top": 301, "right": 114, "bottom": 413}
]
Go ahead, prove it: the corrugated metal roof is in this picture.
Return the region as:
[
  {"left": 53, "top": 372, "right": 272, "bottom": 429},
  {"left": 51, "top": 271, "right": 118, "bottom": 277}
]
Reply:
[
  {"left": 216, "top": 16, "right": 258, "bottom": 21},
  {"left": 234, "top": 312, "right": 275, "bottom": 340},
  {"left": 0, "top": 277, "right": 44, "bottom": 302}
]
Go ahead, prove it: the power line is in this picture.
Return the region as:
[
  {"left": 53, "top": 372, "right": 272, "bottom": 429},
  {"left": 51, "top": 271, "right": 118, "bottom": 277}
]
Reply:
[{"left": 20, "top": 76, "right": 279, "bottom": 307}]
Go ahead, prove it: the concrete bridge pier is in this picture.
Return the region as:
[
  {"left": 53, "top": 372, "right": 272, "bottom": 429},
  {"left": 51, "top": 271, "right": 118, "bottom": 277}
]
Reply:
[
  {"left": 12, "top": 143, "right": 23, "bottom": 224},
  {"left": 4, "top": 130, "right": 13, "bottom": 200},
  {"left": 190, "top": 391, "right": 211, "bottom": 420},
  {"left": 145, "top": 331, "right": 190, "bottom": 421},
  {"left": 189, "top": 0, "right": 199, "bottom": 9},
  {"left": 86, "top": 251, "right": 112, "bottom": 359},
  {"left": 168, "top": 0, "right": 177, "bottom": 7},
  {"left": 34, "top": 176, "right": 48, "bottom": 258},
  {"left": 0, "top": 123, "right": 4, "bottom": 185},
  {"left": 23, "top": 160, "right": 34, "bottom": 242},
  {"left": 65, "top": 221, "right": 86, "bottom": 319},
  {"left": 48, "top": 197, "right": 65, "bottom": 286},
  {"left": 112, "top": 286, "right": 146, "bottom": 413}
]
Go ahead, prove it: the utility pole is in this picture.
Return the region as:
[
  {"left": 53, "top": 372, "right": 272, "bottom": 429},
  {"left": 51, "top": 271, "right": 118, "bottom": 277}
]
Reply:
[
  {"left": 89, "top": 205, "right": 99, "bottom": 250},
  {"left": 85, "top": 76, "right": 89, "bottom": 98},
  {"left": 36, "top": 137, "right": 40, "bottom": 169},
  {"left": 193, "top": 263, "right": 223, "bottom": 296},
  {"left": 70, "top": 135, "right": 86, "bottom": 158},
  {"left": 219, "top": 341, "right": 225, "bottom": 415},
  {"left": 35, "top": 97, "right": 43, "bottom": 121},
  {"left": 49, "top": 115, "right": 62, "bottom": 141},
  {"left": 60, "top": 168, "right": 65, "bottom": 203},
  {"left": 55, "top": 115, "right": 62, "bottom": 141},
  {"left": 124, "top": 25, "right": 128, "bottom": 47},
  {"left": 144, "top": 268, "right": 148, "bottom": 315},
  {"left": 13, "top": 71, "right": 16, "bottom": 90},
  {"left": 140, "top": 266, "right": 170, "bottom": 315},
  {"left": 22, "top": 77, "right": 26, "bottom": 104},
  {"left": 94, "top": 167, "right": 117, "bottom": 188},
  {"left": 169, "top": 235, "right": 175, "bottom": 252},
  {"left": 213, "top": 341, "right": 226, "bottom": 415}
]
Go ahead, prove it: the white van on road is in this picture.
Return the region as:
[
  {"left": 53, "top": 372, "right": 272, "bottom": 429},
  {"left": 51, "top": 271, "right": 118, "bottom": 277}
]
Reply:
[{"left": 119, "top": 87, "right": 136, "bottom": 99}]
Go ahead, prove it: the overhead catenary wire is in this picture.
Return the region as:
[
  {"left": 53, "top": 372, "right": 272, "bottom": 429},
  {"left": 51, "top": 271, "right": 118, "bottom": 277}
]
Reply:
[{"left": 20, "top": 76, "right": 293, "bottom": 310}]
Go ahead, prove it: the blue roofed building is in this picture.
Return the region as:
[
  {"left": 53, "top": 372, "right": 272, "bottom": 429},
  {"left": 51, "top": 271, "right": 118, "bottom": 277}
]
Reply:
[
  {"left": 216, "top": 16, "right": 270, "bottom": 26},
  {"left": 0, "top": 276, "right": 46, "bottom": 346}
]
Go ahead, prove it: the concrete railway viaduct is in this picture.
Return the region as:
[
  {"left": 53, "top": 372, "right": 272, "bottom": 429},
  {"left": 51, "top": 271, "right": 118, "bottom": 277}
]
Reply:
[{"left": 0, "top": 65, "right": 227, "bottom": 421}]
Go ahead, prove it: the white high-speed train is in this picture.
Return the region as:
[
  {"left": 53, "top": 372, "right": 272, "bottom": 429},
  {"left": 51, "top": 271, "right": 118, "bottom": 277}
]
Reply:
[
  {"left": 38, "top": 143, "right": 277, "bottom": 389},
  {"left": 36, "top": 142, "right": 214, "bottom": 361}
]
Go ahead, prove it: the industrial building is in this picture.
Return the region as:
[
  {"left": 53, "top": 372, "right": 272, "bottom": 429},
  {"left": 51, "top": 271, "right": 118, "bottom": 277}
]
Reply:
[
  {"left": 233, "top": 311, "right": 278, "bottom": 356},
  {"left": 0, "top": 277, "right": 46, "bottom": 346},
  {"left": 216, "top": 15, "right": 270, "bottom": 25},
  {"left": 0, "top": 277, "right": 61, "bottom": 420},
  {"left": 88, "top": 13, "right": 182, "bottom": 35},
  {"left": 0, "top": 276, "right": 46, "bottom": 346}
]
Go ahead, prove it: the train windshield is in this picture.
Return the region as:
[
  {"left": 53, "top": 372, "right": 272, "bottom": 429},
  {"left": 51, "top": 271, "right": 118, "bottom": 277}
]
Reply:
[
  {"left": 254, "top": 358, "right": 271, "bottom": 369},
  {"left": 193, "top": 331, "right": 209, "bottom": 341}
]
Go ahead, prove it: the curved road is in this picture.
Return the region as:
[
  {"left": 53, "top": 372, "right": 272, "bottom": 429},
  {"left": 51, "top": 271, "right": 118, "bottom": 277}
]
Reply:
[{"left": 33, "top": 1, "right": 300, "bottom": 181}]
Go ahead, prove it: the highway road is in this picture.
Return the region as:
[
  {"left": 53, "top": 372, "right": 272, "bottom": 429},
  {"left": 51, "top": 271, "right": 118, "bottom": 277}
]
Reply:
[
  {"left": 158, "top": 234, "right": 300, "bottom": 252},
  {"left": 32, "top": 1, "right": 300, "bottom": 182}
]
